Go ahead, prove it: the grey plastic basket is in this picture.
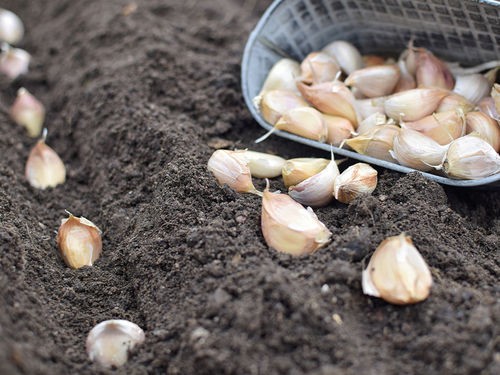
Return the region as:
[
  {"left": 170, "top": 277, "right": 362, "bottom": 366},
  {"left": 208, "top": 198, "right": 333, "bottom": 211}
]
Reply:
[{"left": 242, "top": 0, "right": 500, "bottom": 188}]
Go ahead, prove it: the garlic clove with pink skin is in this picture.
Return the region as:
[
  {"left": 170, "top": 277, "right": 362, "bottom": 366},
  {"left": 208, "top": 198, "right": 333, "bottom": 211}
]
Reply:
[
  {"left": 394, "top": 58, "right": 416, "bottom": 93},
  {"left": 322, "top": 114, "right": 355, "bottom": 146},
  {"left": 436, "top": 93, "right": 474, "bottom": 114},
  {"left": 10, "top": 88, "right": 46, "bottom": 137},
  {"left": 465, "top": 112, "right": 500, "bottom": 152},
  {"left": 0, "top": 42, "right": 30, "bottom": 79},
  {"left": 25, "top": 134, "right": 66, "bottom": 189},
  {"left": 344, "top": 125, "right": 400, "bottom": 163},
  {"left": 384, "top": 88, "right": 448, "bottom": 122},
  {"left": 299, "top": 51, "right": 340, "bottom": 85},
  {"left": 403, "top": 109, "right": 466, "bottom": 145},
  {"left": 333, "top": 163, "right": 378, "bottom": 204},
  {"left": 415, "top": 48, "right": 454, "bottom": 90}
]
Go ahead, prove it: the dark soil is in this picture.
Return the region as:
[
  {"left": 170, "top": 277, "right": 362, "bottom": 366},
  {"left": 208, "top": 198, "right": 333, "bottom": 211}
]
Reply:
[{"left": 0, "top": 0, "right": 498, "bottom": 374}]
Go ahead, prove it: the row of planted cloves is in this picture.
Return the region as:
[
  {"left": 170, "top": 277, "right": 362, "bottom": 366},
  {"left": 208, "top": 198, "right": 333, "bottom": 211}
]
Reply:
[
  {"left": 1, "top": 8, "right": 145, "bottom": 369},
  {"left": 207, "top": 148, "right": 432, "bottom": 305}
]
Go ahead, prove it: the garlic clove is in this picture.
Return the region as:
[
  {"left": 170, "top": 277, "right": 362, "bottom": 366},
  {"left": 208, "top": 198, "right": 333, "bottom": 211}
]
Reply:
[
  {"left": 333, "top": 163, "right": 377, "bottom": 204},
  {"left": 288, "top": 157, "right": 339, "bottom": 207},
  {"left": 355, "top": 96, "right": 387, "bottom": 120},
  {"left": 322, "top": 114, "right": 355, "bottom": 146},
  {"left": 0, "top": 43, "right": 30, "bottom": 79},
  {"left": 401, "top": 40, "right": 418, "bottom": 76},
  {"left": 356, "top": 112, "right": 388, "bottom": 135},
  {"left": 362, "top": 233, "right": 432, "bottom": 305},
  {"left": 440, "top": 133, "right": 500, "bottom": 179},
  {"left": 10, "top": 88, "right": 45, "bottom": 137},
  {"left": 492, "top": 84, "right": 500, "bottom": 115},
  {"left": 477, "top": 97, "right": 500, "bottom": 121},
  {"left": 282, "top": 158, "right": 329, "bottom": 188},
  {"left": 394, "top": 58, "right": 416, "bottom": 92},
  {"left": 25, "top": 137, "right": 66, "bottom": 189},
  {"left": 232, "top": 150, "right": 286, "bottom": 178},
  {"left": 453, "top": 74, "right": 491, "bottom": 104},
  {"left": 0, "top": 9, "right": 24, "bottom": 45},
  {"left": 259, "top": 89, "right": 309, "bottom": 125},
  {"left": 344, "top": 125, "right": 400, "bottom": 162},
  {"left": 297, "top": 81, "right": 359, "bottom": 126},
  {"left": 257, "top": 58, "right": 301, "bottom": 97},
  {"left": 345, "top": 65, "right": 400, "bottom": 98},
  {"left": 57, "top": 214, "right": 102, "bottom": 269},
  {"left": 86, "top": 320, "right": 145, "bottom": 368},
  {"left": 384, "top": 88, "right": 447, "bottom": 122},
  {"left": 465, "top": 112, "right": 500, "bottom": 152},
  {"left": 322, "top": 40, "right": 363, "bottom": 75},
  {"left": 362, "top": 55, "right": 386, "bottom": 67},
  {"left": 207, "top": 150, "right": 259, "bottom": 195},
  {"left": 261, "top": 185, "right": 332, "bottom": 256},
  {"left": 403, "top": 109, "right": 466, "bottom": 145},
  {"left": 415, "top": 48, "right": 454, "bottom": 90},
  {"left": 299, "top": 51, "right": 340, "bottom": 85},
  {"left": 274, "top": 107, "right": 328, "bottom": 142},
  {"left": 391, "top": 128, "right": 449, "bottom": 171},
  {"left": 436, "top": 92, "right": 474, "bottom": 114}
]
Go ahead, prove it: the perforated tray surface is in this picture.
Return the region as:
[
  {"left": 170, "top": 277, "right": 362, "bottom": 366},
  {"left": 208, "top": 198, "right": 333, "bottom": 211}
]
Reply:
[{"left": 241, "top": 0, "right": 500, "bottom": 187}]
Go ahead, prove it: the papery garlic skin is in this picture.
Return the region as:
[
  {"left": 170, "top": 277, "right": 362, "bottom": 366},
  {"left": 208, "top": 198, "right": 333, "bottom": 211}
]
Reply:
[
  {"left": 345, "top": 65, "right": 400, "bottom": 98},
  {"left": 453, "top": 74, "right": 491, "bottom": 104},
  {"left": 362, "top": 233, "right": 432, "bottom": 305},
  {"left": 344, "top": 125, "right": 400, "bottom": 162},
  {"left": 333, "top": 163, "right": 377, "bottom": 204},
  {"left": 322, "top": 40, "right": 363, "bottom": 75},
  {"left": 275, "top": 107, "right": 328, "bottom": 142},
  {"left": 261, "top": 188, "right": 331, "bottom": 256},
  {"left": 25, "top": 139, "right": 66, "bottom": 189},
  {"left": 288, "top": 158, "right": 339, "bottom": 207},
  {"left": 384, "top": 88, "right": 447, "bottom": 122},
  {"left": 207, "top": 150, "right": 258, "bottom": 194},
  {"left": 57, "top": 214, "right": 102, "bottom": 269},
  {"left": 0, "top": 9, "right": 24, "bottom": 45},
  {"left": 232, "top": 150, "right": 285, "bottom": 179},
  {"left": 0, "top": 43, "right": 30, "bottom": 79},
  {"left": 259, "top": 90, "right": 309, "bottom": 125},
  {"left": 299, "top": 51, "right": 340, "bottom": 84},
  {"left": 465, "top": 112, "right": 500, "bottom": 152},
  {"left": 10, "top": 88, "right": 45, "bottom": 137},
  {"left": 391, "top": 128, "right": 448, "bottom": 171},
  {"left": 441, "top": 134, "right": 500, "bottom": 179},
  {"left": 282, "top": 158, "right": 329, "bottom": 188},
  {"left": 86, "top": 320, "right": 145, "bottom": 368}
]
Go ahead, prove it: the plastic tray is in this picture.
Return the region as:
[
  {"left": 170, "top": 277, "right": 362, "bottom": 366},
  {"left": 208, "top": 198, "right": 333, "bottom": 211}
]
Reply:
[{"left": 241, "top": 0, "right": 500, "bottom": 188}]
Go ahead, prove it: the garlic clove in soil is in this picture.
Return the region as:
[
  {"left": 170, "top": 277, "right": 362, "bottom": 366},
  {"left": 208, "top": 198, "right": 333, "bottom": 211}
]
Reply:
[
  {"left": 343, "top": 125, "right": 400, "bottom": 162},
  {"left": 261, "top": 184, "right": 332, "bottom": 256},
  {"left": 299, "top": 51, "right": 340, "bottom": 85},
  {"left": 453, "top": 74, "right": 491, "bottom": 105},
  {"left": 10, "top": 88, "right": 46, "bottom": 138},
  {"left": 0, "top": 42, "right": 30, "bottom": 79},
  {"left": 345, "top": 65, "right": 400, "bottom": 98},
  {"left": 282, "top": 158, "right": 330, "bottom": 188},
  {"left": 362, "top": 233, "right": 433, "bottom": 305},
  {"left": 57, "top": 213, "right": 102, "bottom": 269},
  {"left": 384, "top": 88, "right": 448, "bottom": 122},
  {"left": 207, "top": 149, "right": 259, "bottom": 195},
  {"left": 25, "top": 135, "right": 66, "bottom": 189},
  {"left": 333, "top": 163, "right": 377, "bottom": 204},
  {"left": 255, "top": 58, "right": 301, "bottom": 100},
  {"left": 258, "top": 89, "right": 309, "bottom": 125},
  {"left": 288, "top": 157, "right": 339, "bottom": 207},
  {"left": 231, "top": 149, "right": 286, "bottom": 178},
  {"left": 86, "top": 319, "right": 145, "bottom": 368},
  {"left": 438, "top": 133, "right": 500, "bottom": 179},
  {"left": 322, "top": 40, "right": 364, "bottom": 75},
  {"left": 0, "top": 9, "right": 24, "bottom": 45},
  {"left": 403, "top": 109, "right": 466, "bottom": 145},
  {"left": 465, "top": 112, "right": 500, "bottom": 152}
]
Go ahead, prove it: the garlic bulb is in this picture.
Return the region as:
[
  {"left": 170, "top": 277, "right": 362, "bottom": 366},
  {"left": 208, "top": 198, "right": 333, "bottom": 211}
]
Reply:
[
  {"left": 322, "top": 40, "right": 363, "bottom": 75},
  {"left": 453, "top": 74, "right": 491, "bottom": 104},
  {"left": 257, "top": 58, "right": 300, "bottom": 97},
  {"left": 299, "top": 51, "right": 340, "bottom": 84},
  {"left": 0, "top": 43, "right": 30, "bottom": 79},
  {"left": 86, "top": 320, "right": 145, "bottom": 368},
  {"left": 440, "top": 134, "right": 500, "bottom": 179},
  {"left": 259, "top": 89, "right": 309, "bottom": 125},
  {"left": 344, "top": 125, "right": 400, "bottom": 162},
  {"left": 288, "top": 157, "right": 339, "bottom": 207},
  {"left": 465, "top": 112, "right": 500, "bottom": 152},
  {"left": 362, "top": 233, "right": 432, "bottom": 305},
  {"left": 10, "top": 88, "right": 45, "bottom": 137},
  {"left": 57, "top": 214, "right": 102, "bottom": 269},
  {"left": 345, "top": 65, "right": 400, "bottom": 98},
  {"left": 436, "top": 93, "right": 474, "bottom": 114},
  {"left": 282, "top": 158, "right": 329, "bottom": 188},
  {"left": 207, "top": 149, "right": 259, "bottom": 195},
  {"left": 403, "top": 109, "right": 466, "bottom": 145},
  {"left": 333, "top": 163, "right": 377, "bottom": 204},
  {"left": 0, "top": 9, "right": 24, "bottom": 45},
  {"left": 25, "top": 136, "right": 66, "bottom": 189},
  {"left": 322, "top": 114, "right": 355, "bottom": 146},
  {"left": 384, "top": 88, "right": 447, "bottom": 121},
  {"left": 232, "top": 150, "right": 286, "bottom": 178},
  {"left": 391, "top": 128, "right": 448, "bottom": 171},
  {"left": 415, "top": 48, "right": 454, "bottom": 90},
  {"left": 261, "top": 185, "right": 332, "bottom": 256}
]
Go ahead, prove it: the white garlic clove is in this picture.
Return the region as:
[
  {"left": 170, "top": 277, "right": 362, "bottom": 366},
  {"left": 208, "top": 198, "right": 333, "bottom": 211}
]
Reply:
[
  {"left": 384, "top": 88, "right": 448, "bottom": 122},
  {"left": 261, "top": 185, "right": 331, "bottom": 256},
  {"left": 10, "top": 88, "right": 45, "bottom": 137},
  {"left": 356, "top": 112, "right": 388, "bottom": 135},
  {"left": 477, "top": 97, "right": 499, "bottom": 121},
  {"left": 282, "top": 158, "right": 329, "bottom": 188},
  {"left": 391, "top": 128, "right": 448, "bottom": 171},
  {"left": 436, "top": 92, "right": 474, "bottom": 114},
  {"left": 0, "top": 9, "right": 24, "bottom": 45},
  {"left": 415, "top": 48, "right": 454, "bottom": 90},
  {"left": 403, "top": 109, "right": 466, "bottom": 145},
  {"left": 362, "top": 233, "right": 433, "bottom": 305},
  {"left": 355, "top": 96, "right": 387, "bottom": 120},
  {"left": 322, "top": 114, "right": 355, "bottom": 146},
  {"left": 322, "top": 40, "right": 363, "bottom": 75},
  {"left": 344, "top": 125, "right": 400, "bottom": 162},
  {"left": 299, "top": 51, "right": 340, "bottom": 85},
  {"left": 25, "top": 137, "right": 66, "bottom": 189},
  {"left": 288, "top": 157, "right": 339, "bottom": 207},
  {"left": 207, "top": 150, "right": 259, "bottom": 195},
  {"left": 394, "top": 58, "right": 416, "bottom": 93},
  {"left": 258, "top": 89, "right": 309, "bottom": 125},
  {"left": 273, "top": 107, "right": 328, "bottom": 142},
  {"left": 0, "top": 43, "right": 30, "bottom": 79},
  {"left": 57, "top": 214, "right": 102, "bottom": 269},
  {"left": 465, "top": 112, "right": 500, "bottom": 152},
  {"left": 440, "top": 134, "right": 500, "bottom": 179},
  {"left": 453, "top": 74, "right": 491, "bottom": 105},
  {"left": 345, "top": 65, "right": 400, "bottom": 98},
  {"left": 333, "top": 163, "right": 377, "bottom": 204},
  {"left": 257, "top": 58, "right": 301, "bottom": 98},
  {"left": 232, "top": 150, "right": 286, "bottom": 178},
  {"left": 86, "top": 320, "right": 145, "bottom": 368}
]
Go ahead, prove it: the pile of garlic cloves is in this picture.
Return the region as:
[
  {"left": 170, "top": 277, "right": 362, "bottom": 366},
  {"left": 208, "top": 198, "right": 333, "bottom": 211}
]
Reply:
[{"left": 254, "top": 40, "right": 500, "bottom": 180}]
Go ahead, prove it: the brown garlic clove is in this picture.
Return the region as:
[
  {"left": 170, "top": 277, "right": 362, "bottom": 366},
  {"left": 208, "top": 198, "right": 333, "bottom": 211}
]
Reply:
[
  {"left": 25, "top": 135, "right": 66, "bottom": 189},
  {"left": 333, "top": 163, "right": 378, "bottom": 204},
  {"left": 10, "top": 87, "right": 45, "bottom": 137}
]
